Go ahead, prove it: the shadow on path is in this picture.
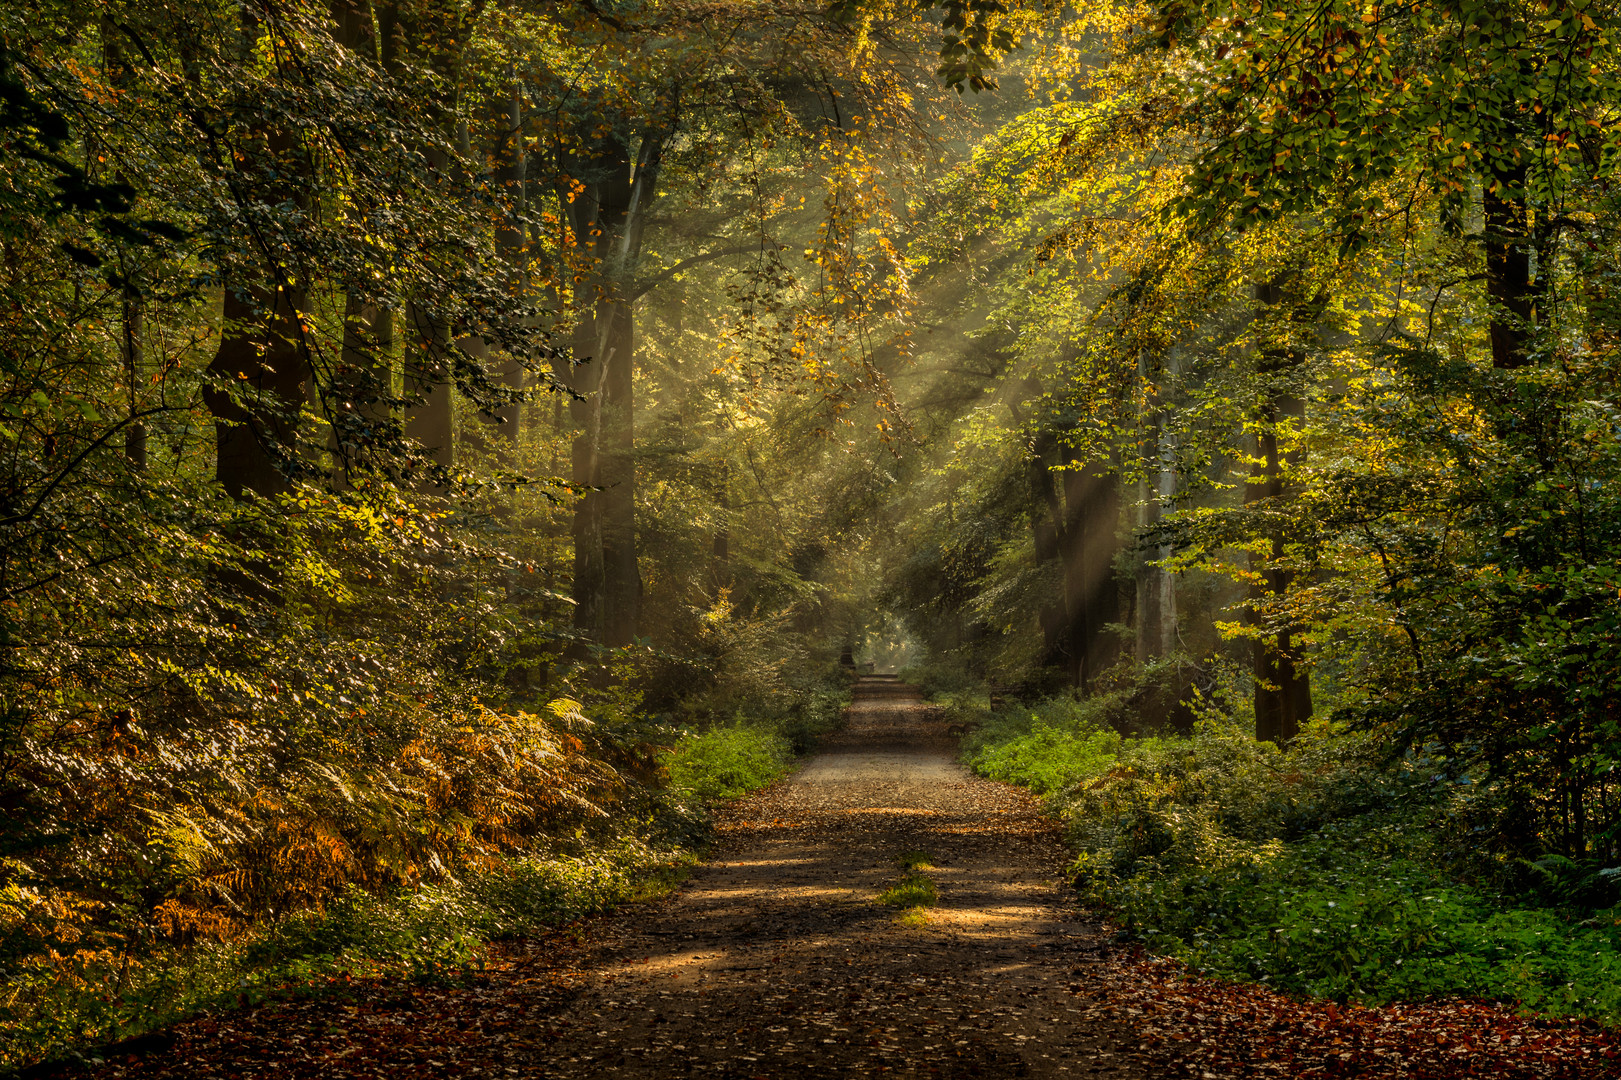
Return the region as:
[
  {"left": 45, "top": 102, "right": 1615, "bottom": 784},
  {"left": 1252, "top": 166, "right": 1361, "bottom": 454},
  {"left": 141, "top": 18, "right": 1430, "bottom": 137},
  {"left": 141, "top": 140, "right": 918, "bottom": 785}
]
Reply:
[{"left": 532, "top": 675, "right": 1153, "bottom": 1078}]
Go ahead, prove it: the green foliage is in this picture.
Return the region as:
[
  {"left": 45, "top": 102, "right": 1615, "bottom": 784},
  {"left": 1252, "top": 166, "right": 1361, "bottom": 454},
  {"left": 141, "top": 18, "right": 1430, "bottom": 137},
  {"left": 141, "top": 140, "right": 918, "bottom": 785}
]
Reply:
[
  {"left": 967, "top": 699, "right": 1621, "bottom": 1023},
  {"left": 961, "top": 702, "right": 1130, "bottom": 795},
  {"left": 0, "top": 833, "right": 693, "bottom": 1070},
  {"left": 1101, "top": 827, "right": 1621, "bottom": 1024},
  {"left": 877, "top": 873, "right": 938, "bottom": 909},
  {"left": 896, "top": 850, "right": 934, "bottom": 872},
  {"left": 1160, "top": 0, "right": 1621, "bottom": 247},
  {"left": 664, "top": 724, "right": 795, "bottom": 803}
]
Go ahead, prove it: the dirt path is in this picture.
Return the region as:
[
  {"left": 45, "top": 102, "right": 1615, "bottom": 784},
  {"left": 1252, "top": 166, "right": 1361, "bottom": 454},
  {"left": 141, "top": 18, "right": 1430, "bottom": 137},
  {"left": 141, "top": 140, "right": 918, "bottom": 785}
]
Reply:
[
  {"left": 530, "top": 675, "right": 1154, "bottom": 1078},
  {"left": 63, "top": 677, "right": 1621, "bottom": 1080}
]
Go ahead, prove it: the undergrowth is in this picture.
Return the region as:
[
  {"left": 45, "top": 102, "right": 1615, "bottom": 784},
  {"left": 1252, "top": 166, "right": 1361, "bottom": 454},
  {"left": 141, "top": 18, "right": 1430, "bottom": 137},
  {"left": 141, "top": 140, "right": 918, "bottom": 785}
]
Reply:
[
  {"left": 1, "top": 830, "right": 696, "bottom": 1071},
  {"left": 3, "top": 679, "right": 849, "bottom": 1071},
  {"left": 957, "top": 670, "right": 1621, "bottom": 1025},
  {"left": 663, "top": 680, "right": 849, "bottom": 802},
  {"left": 664, "top": 724, "right": 795, "bottom": 802}
]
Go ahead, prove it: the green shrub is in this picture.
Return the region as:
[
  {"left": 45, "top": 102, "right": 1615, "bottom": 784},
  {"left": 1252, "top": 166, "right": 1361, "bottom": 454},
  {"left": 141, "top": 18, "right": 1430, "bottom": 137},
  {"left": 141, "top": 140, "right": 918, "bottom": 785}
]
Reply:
[
  {"left": 964, "top": 688, "right": 1621, "bottom": 1025},
  {"left": 664, "top": 723, "right": 794, "bottom": 802},
  {"left": 778, "top": 686, "right": 850, "bottom": 754},
  {"left": 897, "top": 850, "right": 934, "bottom": 871}
]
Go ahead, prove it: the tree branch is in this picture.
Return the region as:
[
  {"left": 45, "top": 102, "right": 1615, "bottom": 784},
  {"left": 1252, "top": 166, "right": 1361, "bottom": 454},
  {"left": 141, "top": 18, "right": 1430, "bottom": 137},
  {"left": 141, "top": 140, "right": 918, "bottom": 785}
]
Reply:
[{"left": 627, "top": 244, "right": 772, "bottom": 302}]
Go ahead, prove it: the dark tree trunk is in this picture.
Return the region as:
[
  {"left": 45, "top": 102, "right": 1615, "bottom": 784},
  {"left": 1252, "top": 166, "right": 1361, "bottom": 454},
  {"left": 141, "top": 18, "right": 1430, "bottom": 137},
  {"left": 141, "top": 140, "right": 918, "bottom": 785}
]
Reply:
[
  {"left": 202, "top": 41, "right": 311, "bottom": 504},
  {"left": 599, "top": 299, "right": 639, "bottom": 646},
  {"left": 375, "top": 0, "right": 469, "bottom": 482},
  {"left": 204, "top": 280, "right": 310, "bottom": 500},
  {"left": 117, "top": 263, "right": 147, "bottom": 473},
  {"left": 1135, "top": 353, "right": 1177, "bottom": 660},
  {"left": 1484, "top": 170, "right": 1537, "bottom": 371},
  {"left": 1027, "top": 428, "right": 1069, "bottom": 673},
  {"left": 490, "top": 70, "right": 526, "bottom": 465},
  {"left": 331, "top": 295, "right": 392, "bottom": 482},
  {"left": 403, "top": 299, "right": 454, "bottom": 474},
  {"left": 1247, "top": 277, "right": 1318, "bottom": 744},
  {"left": 712, "top": 462, "right": 731, "bottom": 590},
  {"left": 1059, "top": 457, "right": 1120, "bottom": 693},
  {"left": 561, "top": 129, "right": 664, "bottom": 647},
  {"left": 102, "top": 23, "right": 146, "bottom": 472}
]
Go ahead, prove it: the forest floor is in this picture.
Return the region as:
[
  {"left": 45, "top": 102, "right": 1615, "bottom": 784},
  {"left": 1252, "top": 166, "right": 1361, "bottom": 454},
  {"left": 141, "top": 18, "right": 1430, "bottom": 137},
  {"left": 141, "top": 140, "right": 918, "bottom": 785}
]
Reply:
[{"left": 52, "top": 677, "right": 1621, "bottom": 1080}]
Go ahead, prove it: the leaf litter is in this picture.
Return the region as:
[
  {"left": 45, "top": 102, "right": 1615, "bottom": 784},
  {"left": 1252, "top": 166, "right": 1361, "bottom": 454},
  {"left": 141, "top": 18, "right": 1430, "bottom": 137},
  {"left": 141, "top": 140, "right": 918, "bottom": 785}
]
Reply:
[{"left": 41, "top": 678, "right": 1621, "bottom": 1079}]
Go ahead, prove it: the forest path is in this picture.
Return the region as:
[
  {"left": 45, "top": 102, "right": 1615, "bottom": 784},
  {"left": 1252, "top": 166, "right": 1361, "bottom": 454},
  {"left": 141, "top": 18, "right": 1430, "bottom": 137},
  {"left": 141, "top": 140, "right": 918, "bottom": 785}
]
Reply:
[
  {"left": 530, "top": 674, "right": 1154, "bottom": 1078},
  {"left": 68, "top": 679, "right": 1621, "bottom": 1080}
]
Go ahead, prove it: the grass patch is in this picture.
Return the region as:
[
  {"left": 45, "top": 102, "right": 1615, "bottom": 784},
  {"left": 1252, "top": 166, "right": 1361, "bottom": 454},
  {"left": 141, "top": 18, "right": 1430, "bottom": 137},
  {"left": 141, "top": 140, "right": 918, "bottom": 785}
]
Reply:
[
  {"left": 877, "top": 874, "right": 938, "bottom": 908},
  {"left": 897, "top": 850, "right": 934, "bottom": 871},
  {"left": 879, "top": 855, "right": 939, "bottom": 927},
  {"left": 896, "top": 907, "right": 931, "bottom": 928}
]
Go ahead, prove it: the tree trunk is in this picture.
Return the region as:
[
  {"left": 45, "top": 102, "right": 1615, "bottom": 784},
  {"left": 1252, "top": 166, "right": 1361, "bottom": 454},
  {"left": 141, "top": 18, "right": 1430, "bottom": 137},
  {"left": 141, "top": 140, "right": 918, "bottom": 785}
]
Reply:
[
  {"left": 404, "top": 299, "right": 454, "bottom": 474},
  {"left": 204, "top": 279, "right": 310, "bottom": 500},
  {"left": 598, "top": 299, "right": 638, "bottom": 646},
  {"left": 1026, "top": 425, "right": 1069, "bottom": 673},
  {"left": 712, "top": 462, "right": 731, "bottom": 591},
  {"left": 490, "top": 70, "right": 525, "bottom": 467},
  {"left": 1248, "top": 277, "right": 1317, "bottom": 744},
  {"left": 121, "top": 283, "right": 148, "bottom": 472},
  {"left": 202, "top": 40, "right": 311, "bottom": 505},
  {"left": 1059, "top": 456, "right": 1120, "bottom": 693},
  {"left": 562, "top": 129, "right": 664, "bottom": 647},
  {"left": 1135, "top": 352, "right": 1177, "bottom": 660},
  {"left": 1484, "top": 169, "right": 1537, "bottom": 371},
  {"left": 102, "top": 22, "right": 147, "bottom": 472},
  {"left": 331, "top": 295, "right": 392, "bottom": 483},
  {"left": 375, "top": 0, "right": 467, "bottom": 482}
]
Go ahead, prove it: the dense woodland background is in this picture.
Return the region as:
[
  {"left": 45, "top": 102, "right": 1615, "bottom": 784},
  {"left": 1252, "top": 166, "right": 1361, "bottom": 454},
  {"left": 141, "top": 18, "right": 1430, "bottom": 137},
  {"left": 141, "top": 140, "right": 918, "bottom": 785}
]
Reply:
[{"left": 5, "top": 0, "right": 1621, "bottom": 1067}]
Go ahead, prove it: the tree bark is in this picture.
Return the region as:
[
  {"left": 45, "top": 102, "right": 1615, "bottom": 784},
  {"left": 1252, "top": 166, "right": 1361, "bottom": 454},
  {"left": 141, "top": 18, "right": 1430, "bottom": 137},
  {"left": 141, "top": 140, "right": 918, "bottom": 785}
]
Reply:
[
  {"left": 331, "top": 296, "right": 392, "bottom": 482},
  {"left": 562, "top": 128, "right": 664, "bottom": 647},
  {"left": 204, "top": 279, "right": 310, "bottom": 501},
  {"left": 202, "top": 8, "right": 311, "bottom": 506},
  {"left": 1484, "top": 170, "right": 1537, "bottom": 371},
  {"left": 1248, "top": 277, "right": 1318, "bottom": 744},
  {"left": 490, "top": 70, "right": 526, "bottom": 467},
  {"left": 404, "top": 299, "right": 454, "bottom": 474},
  {"left": 1059, "top": 456, "right": 1120, "bottom": 693},
  {"left": 375, "top": 0, "right": 470, "bottom": 482},
  {"left": 1134, "top": 350, "right": 1178, "bottom": 660},
  {"left": 102, "top": 23, "right": 147, "bottom": 472},
  {"left": 121, "top": 284, "right": 148, "bottom": 472}
]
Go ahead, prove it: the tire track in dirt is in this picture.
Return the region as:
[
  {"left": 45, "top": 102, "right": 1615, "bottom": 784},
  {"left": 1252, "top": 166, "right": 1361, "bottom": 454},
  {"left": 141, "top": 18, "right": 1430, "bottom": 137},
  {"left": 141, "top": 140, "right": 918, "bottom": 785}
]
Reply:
[{"left": 531, "top": 675, "right": 1155, "bottom": 1078}]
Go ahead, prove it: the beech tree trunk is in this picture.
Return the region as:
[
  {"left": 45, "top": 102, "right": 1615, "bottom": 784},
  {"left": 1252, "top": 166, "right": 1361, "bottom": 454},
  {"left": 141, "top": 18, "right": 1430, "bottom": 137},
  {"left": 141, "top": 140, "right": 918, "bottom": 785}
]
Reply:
[
  {"left": 205, "top": 279, "right": 310, "bottom": 500},
  {"left": 404, "top": 300, "right": 454, "bottom": 473},
  {"left": 1484, "top": 169, "right": 1537, "bottom": 372},
  {"left": 203, "top": 3, "right": 311, "bottom": 505},
  {"left": 331, "top": 296, "right": 392, "bottom": 482},
  {"left": 1021, "top": 391, "right": 1122, "bottom": 692},
  {"left": 103, "top": 24, "right": 146, "bottom": 472},
  {"left": 377, "top": 0, "right": 466, "bottom": 482},
  {"left": 1248, "top": 277, "right": 1319, "bottom": 744},
  {"left": 562, "top": 129, "right": 664, "bottom": 647},
  {"left": 120, "top": 282, "right": 148, "bottom": 472},
  {"left": 1135, "top": 407, "right": 1176, "bottom": 658},
  {"left": 1059, "top": 456, "right": 1120, "bottom": 693},
  {"left": 490, "top": 71, "right": 525, "bottom": 468}
]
